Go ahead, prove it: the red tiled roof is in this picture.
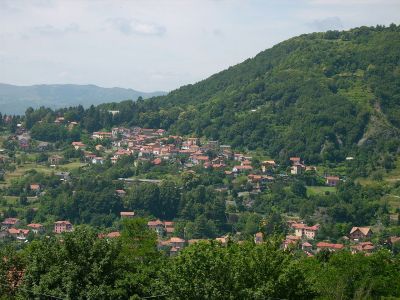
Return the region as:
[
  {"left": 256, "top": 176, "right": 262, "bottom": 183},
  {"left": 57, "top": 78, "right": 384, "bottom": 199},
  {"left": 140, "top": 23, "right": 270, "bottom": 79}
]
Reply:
[
  {"left": 120, "top": 211, "right": 135, "bottom": 217},
  {"left": 30, "top": 184, "right": 41, "bottom": 190},
  {"left": 153, "top": 158, "right": 162, "bottom": 165},
  {"left": 115, "top": 149, "right": 131, "bottom": 155},
  {"left": 188, "top": 239, "right": 207, "bottom": 245},
  {"left": 212, "top": 163, "right": 226, "bottom": 168},
  {"left": 54, "top": 221, "right": 72, "bottom": 225},
  {"left": 164, "top": 221, "right": 174, "bottom": 227},
  {"left": 3, "top": 218, "right": 20, "bottom": 225},
  {"left": 350, "top": 227, "right": 371, "bottom": 235},
  {"left": 194, "top": 155, "right": 209, "bottom": 161},
  {"left": 107, "top": 231, "right": 121, "bottom": 238},
  {"left": 363, "top": 244, "right": 374, "bottom": 250},
  {"left": 148, "top": 220, "right": 164, "bottom": 227},
  {"left": 292, "top": 223, "right": 319, "bottom": 231},
  {"left": 234, "top": 165, "right": 253, "bottom": 170},
  {"left": 316, "top": 242, "right": 344, "bottom": 249},
  {"left": 8, "top": 228, "right": 20, "bottom": 234},
  {"left": 285, "top": 235, "right": 301, "bottom": 241},
  {"left": 170, "top": 237, "right": 185, "bottom": 243},
  {"left": 27, "top": 223, "right": 43, "bottom": 229}
]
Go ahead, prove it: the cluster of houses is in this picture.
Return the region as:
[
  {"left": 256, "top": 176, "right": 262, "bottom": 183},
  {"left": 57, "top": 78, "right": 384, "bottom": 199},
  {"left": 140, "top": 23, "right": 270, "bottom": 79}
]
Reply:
[
  {"left": 0, "top": 218, "right": 32, "bottom": 240},
  {"left": 272, "top": 222, "right": 376, "bottom": 256},
  {"left": 78, "top": 127, "right": 230, "bottom": 169},
  {"left": 148, "top": 219, "right": 175, "bottom": 236},
  {"left": 4, "top": 210, "right": 398, "bottom": 258},
  {"left": 0, "top": 217, "right": 72, "bottom": 240},
  {"left": 3, "top": 123, "right": 342, "bottom": 190},
  {"left": 95, "top": 216, "right": 231, "bottom": 257},
  {"left": 158, "top": 234, "right": 231, "bottom": 257},
  {"left": 1, "top": 210, "right": 137, "bottom": 241},
  {"left": 66, "top": 126, "right": 342, "bottom": 195},
  {"left": 0, "top": 218, "right": 45, "bottom": 241},
  {"left": 146, "top": 219, "right": 187, "bottom": 256},
  {"left": 82, "top": 128, "right": 233, "bottom": 168}
]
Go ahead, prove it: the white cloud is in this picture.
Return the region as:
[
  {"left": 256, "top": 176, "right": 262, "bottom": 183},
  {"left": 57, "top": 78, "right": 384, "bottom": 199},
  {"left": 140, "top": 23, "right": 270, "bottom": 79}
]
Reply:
[
  {"left": 107, "top": 18, "right": 166, "bottom": 37},
  {"left": 307, "top": 17, "right": 343, "bottom": 31},
  {"left": 32, "top": 23, "right": 80, "bottom": 37}
]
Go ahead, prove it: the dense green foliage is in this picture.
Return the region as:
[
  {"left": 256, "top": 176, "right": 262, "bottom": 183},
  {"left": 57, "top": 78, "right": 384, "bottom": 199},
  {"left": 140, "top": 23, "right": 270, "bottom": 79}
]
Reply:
[
  {"left": 0, "top": 157, "right": 393, "bottom": 241},
  {"left": 1, "top": 220, "right": 400, "bottom": 300}
]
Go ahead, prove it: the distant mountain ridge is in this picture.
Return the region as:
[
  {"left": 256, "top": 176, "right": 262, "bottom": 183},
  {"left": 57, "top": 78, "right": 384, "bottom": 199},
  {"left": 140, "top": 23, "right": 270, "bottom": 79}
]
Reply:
[{"left": 0, "top": 83, "right": 166, "bottom": 115}]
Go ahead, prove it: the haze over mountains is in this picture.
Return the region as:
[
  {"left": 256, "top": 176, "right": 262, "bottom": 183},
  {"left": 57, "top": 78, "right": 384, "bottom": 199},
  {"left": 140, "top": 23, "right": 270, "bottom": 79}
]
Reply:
[{"left": 0, "top": 83, "right": 166, "bottom": 115}]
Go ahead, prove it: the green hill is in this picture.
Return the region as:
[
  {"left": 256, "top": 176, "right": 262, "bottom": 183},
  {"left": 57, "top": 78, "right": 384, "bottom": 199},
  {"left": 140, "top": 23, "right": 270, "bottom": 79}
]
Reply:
[
  {"left": 20, "top": 25, "right": 400, "bottom": 166},
  {"left": 126, "top": 25, "right": 400, "bottom": 163}
]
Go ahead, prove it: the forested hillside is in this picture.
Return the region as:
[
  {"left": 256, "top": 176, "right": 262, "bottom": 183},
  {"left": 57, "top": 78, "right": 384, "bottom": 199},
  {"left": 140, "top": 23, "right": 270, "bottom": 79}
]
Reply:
[
  {"left": 88, "top": 24, "right": 400, "bottom": 166},
  {"left": 16, "top": 25, "right": 400, "bottom": 167}
]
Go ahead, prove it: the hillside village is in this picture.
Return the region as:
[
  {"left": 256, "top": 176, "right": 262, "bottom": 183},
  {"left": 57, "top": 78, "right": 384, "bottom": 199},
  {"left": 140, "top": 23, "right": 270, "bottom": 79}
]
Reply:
[{"left": 0, "top": 119, "right": 393, "bottom": 258}]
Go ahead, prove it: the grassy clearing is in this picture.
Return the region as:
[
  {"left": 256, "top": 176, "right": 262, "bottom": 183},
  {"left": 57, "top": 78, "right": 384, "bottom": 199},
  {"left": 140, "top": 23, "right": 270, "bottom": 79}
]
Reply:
[
  {"left": 356, "top": 156, "right": 400, "bottom": 186},
  {"left": 306, "top": 186, "right": 336, "bottom": 196},
  {"left": 382, "top": 194, "right": 400, "bottom": 213},
  {"left": 0, "top": 138, "right": 6, "bottom": 147},
  {"left": 3, "top": 196, "right": 18, "bottom": 205},
  {"left": 384, "top": 156, "right": 400, "bottom": 182},
  {"left": 1, "top": 160, "right": 86, "bottom": 187},
  {"left": 4, "top": 163, "right": 53, "bottom": 184},
  {"left": 59, "top": 161, "right": 87, "bottom": 170},
  {"left": 355, "top": 177, "right": 377, "bottom": 186}
]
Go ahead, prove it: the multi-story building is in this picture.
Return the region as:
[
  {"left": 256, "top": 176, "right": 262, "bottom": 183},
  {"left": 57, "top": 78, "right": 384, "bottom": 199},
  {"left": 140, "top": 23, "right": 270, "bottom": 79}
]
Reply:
[{"left": 54, "top": 221, "right": 73, "bottom": 234}]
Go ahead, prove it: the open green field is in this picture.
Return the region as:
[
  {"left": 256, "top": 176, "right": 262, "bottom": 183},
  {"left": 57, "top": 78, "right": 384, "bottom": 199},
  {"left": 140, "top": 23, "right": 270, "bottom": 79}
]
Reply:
[
  {"left": 3, "top": 196, "right": 18, "bottom": 205},
  {"left": 306, "top": 186, "right": 336, "bottom": 196},
  {"left": 0, "top": 195, "right": 40, "bottom": 216},
  {"left": 315, "top": 163, "right": 348, "bottom": 178},
  {"left": 383, "top": 194, "right": 400, "bottom": 213},
  {"left": 0, "top": 136, "right": 6, "bottom": 146},
  {"left": 60, "top": 161, "right": 87, "bottom": 170},
  {"left": 355, "top": 177, "right": 379, "bottom": 186},
  {"left": 356, "top": 156, "right": 400, "bottom": 186},
  {"left": 0, "top": 160, "right": 86, "bottom": 187},
  {"left": 384, "top": 156, "right": 400, "bottom": 183}
]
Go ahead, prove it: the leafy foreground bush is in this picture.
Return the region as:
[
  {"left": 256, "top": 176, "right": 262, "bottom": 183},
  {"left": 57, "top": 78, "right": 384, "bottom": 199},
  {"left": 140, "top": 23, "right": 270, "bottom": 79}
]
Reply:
[{"left": 0, "top": 219, "right": 399, "bottom": 299}]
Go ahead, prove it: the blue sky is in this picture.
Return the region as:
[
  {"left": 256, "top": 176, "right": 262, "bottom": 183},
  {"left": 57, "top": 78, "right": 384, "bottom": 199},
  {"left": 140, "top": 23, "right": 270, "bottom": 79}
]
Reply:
[{"left": 1, "top": 0, "right": 399, "bottom": 92}]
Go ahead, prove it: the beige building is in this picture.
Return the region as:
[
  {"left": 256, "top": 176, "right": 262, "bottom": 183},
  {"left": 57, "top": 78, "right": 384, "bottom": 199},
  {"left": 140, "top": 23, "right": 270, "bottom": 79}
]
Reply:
[{"left": 292, "top": 223, "right": 319, "bottom": 240}]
